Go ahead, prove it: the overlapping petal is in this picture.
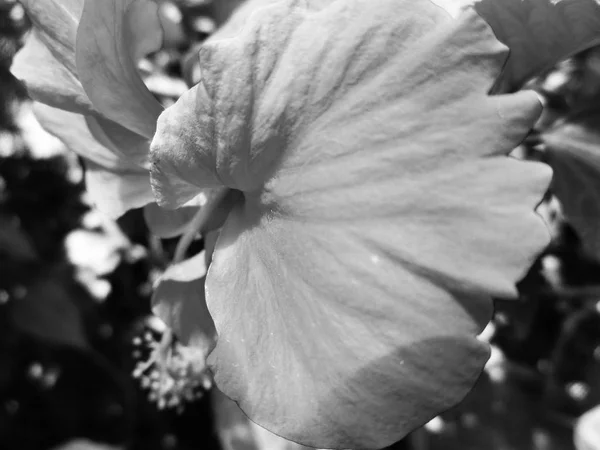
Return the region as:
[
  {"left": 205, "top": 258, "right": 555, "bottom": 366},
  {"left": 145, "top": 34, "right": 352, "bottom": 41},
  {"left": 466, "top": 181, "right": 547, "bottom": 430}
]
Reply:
[
  {"left": 76, "top": 0, "right": 164, "bottom": 139},
  {"left": 151, "top": 1, "right": 552, "bottom": 448},
  {"left": 19, "top": 0, "right": 82, "bottom": 74},
  {"left": 12, "top": 30, "right": 93, "bottom": 114},
  {"left": 33, "top": 103, "right": 154, "bottom": 217},
  {"left": 13, "top": 0, "right": 174, "bottom": 218}
]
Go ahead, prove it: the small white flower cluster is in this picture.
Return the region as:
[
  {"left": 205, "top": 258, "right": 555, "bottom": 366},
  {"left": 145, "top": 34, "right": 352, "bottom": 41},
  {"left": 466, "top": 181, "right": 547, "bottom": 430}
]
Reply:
[{"left": 132, "top": 319, "right": 212, "bottom": 413}]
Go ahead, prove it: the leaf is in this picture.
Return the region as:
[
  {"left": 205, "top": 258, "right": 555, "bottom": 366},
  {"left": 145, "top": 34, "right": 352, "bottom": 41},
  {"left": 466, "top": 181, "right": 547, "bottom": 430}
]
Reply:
[
  {"left": 76, "top": 0, "right": 164, "bottom": 139},
  {"left": 543, "top": 114, "right": 600, "bottom": 258},
  {"left": 33, "top": 103, "right": 154, "bottom": 217},
  {"left": 473, "top": 0, "right": 600, "bottom": 92},
  {"left": 11, "top": 271, "right": 88, "bottom": 349},
  {"left": 151, "top": 1, "right": 550, "bottom": 448},
  {"left": 0, "top": 216, "right": 38, "bottom": 262},
  {"left": 151, "top": 251, "right": 215, "bottom": 351}
]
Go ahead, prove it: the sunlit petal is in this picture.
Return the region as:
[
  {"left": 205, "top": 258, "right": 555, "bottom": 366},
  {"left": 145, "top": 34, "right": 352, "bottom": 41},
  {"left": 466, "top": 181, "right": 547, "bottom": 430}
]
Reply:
[{"left": 152, "top": 1, "right": 551, "bottom": 448}]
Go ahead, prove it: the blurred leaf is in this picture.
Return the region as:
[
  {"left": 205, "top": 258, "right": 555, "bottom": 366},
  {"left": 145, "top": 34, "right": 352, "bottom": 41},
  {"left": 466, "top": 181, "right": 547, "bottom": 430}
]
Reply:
[
  {"left": 11, "top": 272, "right": 88, "bottom": 349},
  {"left": 543, "top": 114, "right": 600, "bottom": 258},
  {"left": 0, "top": 216, "right": 37, "bottom": 262}
]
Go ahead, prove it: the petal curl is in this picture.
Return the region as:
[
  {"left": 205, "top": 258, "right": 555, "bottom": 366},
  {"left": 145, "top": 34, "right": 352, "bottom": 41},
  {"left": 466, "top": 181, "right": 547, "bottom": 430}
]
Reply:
[
  {"left": 76, "top": 0, "right": 164, "bottom": 139},
  {"left": 33, "top": 103, "right": 153, "bottom": 217},
  {"left": 151, "top": 1, "right": 551, "bottom": 448}
]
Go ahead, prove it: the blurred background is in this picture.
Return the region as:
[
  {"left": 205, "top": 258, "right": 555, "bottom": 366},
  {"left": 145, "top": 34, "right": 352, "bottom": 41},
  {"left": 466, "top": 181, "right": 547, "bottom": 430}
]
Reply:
[{"left": 0, "top": 0, "right": 599, "bottom": 449}]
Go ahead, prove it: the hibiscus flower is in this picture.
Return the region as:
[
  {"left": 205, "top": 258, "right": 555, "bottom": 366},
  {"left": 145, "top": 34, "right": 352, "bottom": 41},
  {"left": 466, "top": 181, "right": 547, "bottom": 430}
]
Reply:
[{"left": 149, "top": 0, "right": 600, "bottom": 448}]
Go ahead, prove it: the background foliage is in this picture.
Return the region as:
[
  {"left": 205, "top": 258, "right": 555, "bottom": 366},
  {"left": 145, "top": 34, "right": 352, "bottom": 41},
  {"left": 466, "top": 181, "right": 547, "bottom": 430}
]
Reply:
[{"left": 0, "top": 1, "right": 599, "bottom": 449}]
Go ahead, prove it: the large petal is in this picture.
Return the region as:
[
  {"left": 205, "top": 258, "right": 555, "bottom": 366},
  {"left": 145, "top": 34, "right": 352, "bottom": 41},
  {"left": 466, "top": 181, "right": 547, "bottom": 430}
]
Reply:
[
  {"left": 543, "top": 114, "right": 600, "bottom": 258},
  {"left": 76, "top": 0, "right": 164, "bottom": 139},
  {"left": 152, "top": 1, "right": 551, "bottom": 448},
  {"left": 474, "top": 0, "right": 600, "bottom": 92},
  {"left": 207, "top": 161, "right": 548, "bottom": 449},
  {"left": 33, "top": 103, "right": 153, "bottom": 217}
]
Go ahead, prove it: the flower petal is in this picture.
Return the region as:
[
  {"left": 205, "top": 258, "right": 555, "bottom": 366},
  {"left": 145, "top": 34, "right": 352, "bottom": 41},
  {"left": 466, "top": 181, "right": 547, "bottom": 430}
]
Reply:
[
  {"left": 152, "top": 252, "right": 216, "bottom": 350},
  {"left": 151, "top": 0, "right": 543, "bottom": 196},
  {"left": 13, "top": 0, "right": 94, "bottom": 112},
  {"left": 212, "top": 388, "right": 312, "bottom": 450},
  {"left": 19, "top": 0, "right": 82, "bottom": 74},
  {"left": 543, "top": 114, "right": 600, "bottom": 258},
  {"left": 207, "top": 161, "right": 549, "bottom": 449},
  {"left": 85, "top": 166, "right": 155, "bottom": 218},
  {"left": 12, "top": 30, "right": 93, "bottom": 114},
  {"left": 33, "top": 103, "right": 153, "bottom": 217},
  {"left": 76, "top": 0, "right": 164, "bottom": 139},
  {"left": 473, "top": 0, "right": 600, "bottom": 92},
  {"left": 152, "top": 1, "right": 551, "bottom": 448},
  {"left": 86, "top": 116, "right": 151, "bottom": 168}
]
